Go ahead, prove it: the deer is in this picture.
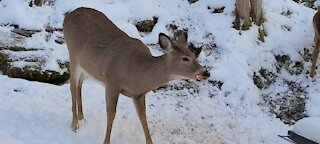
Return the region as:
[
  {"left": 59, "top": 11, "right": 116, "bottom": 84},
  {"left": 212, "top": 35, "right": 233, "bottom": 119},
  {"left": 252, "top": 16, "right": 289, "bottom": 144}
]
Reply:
[
  {"left": 63, "top": 7, "right": 210, "bottom": 144},
  {"left": 250, "top": 0, "right": 263, "bottom": 26},
  {"left": 235, "top": 0, "right": 251, "bottom": 35},
  {"left": 311, "top": 10, "right": 320, "bottom": 77}
]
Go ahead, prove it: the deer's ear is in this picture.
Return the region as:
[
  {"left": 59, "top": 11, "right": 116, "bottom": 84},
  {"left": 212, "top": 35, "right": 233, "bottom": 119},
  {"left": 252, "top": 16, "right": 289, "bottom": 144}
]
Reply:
[
  {"left": 159, "top": 33, "right": 173, "bottom": 52},
  {"left": 174, "top": 30, "right": 188, "bottom": 43}
]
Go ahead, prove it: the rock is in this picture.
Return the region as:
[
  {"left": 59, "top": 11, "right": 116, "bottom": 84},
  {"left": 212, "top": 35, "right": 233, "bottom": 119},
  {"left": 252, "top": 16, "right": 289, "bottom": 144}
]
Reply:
[
  {"left": 275, "top": 54, "right": 291, "bottom": 70},
  {"left": 29, "top": 0, "right": 43, "bottom": 7},
  {"left": 167, "top": 23, "right": 178, "bottom": 31},
  {"left": 253, "top": 68, "right": 276, "bottom": 89},
  {"left": 188, "top": 0, "right": 198, "bottom": 4},
  {"left": 208, "top": 6, "right": 225, "bottom": 13},
  {"left": 0, "top": 46, "right": 69, "bottom": 85},
  {"left": 12, "top": 28, "right": 41, "bottom": 37},
  {"left": 292, "top": 0, "right": 316, "bottom": 9},
  {"left": 135, "top": 17, "right": 158, "bottom": 33},
  {"left": 45, "top": 26, "right": 63, "bottom": 33},
  {"left": 55, "top": 37, "right": 65, "bottom": 44}
]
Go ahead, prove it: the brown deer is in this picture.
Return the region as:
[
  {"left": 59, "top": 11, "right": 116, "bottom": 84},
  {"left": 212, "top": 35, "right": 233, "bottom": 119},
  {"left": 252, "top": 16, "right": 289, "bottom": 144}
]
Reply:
[
  {"left": 235, "top": 0, "right": 251, "bottom": 34},
  {"left": 63, "top": 7, "right": 210, "bottom": 144},
  {"left": 250, "top": 0, "right": 263, "bottom": 26},
  {"left": 310, "top": 10, "right": 320, "bottom": 77}
]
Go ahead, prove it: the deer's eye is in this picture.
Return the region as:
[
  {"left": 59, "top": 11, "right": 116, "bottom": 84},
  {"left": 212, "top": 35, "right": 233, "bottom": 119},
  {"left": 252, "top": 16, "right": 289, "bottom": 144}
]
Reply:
[{"left": 182, "top": 57, "right": 190, "bottom": 62}]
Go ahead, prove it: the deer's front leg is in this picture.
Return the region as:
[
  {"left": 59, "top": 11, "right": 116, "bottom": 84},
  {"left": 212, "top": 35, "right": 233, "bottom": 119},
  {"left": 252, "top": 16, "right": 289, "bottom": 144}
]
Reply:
[
  {"left": 103, "top": 87, "right": 119, "bottom": 144},
  {"left": 133, "top": 94, "right": 153, "bottom": 144}
]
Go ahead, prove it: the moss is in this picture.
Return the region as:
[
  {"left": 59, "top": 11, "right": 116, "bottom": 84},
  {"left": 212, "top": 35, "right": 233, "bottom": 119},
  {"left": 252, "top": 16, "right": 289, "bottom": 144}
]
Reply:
[
  {"left": 135, "top": 17, "right": 158, "bottom": 33},
  {"left": 258, "top": 26, "right": 266, "bottom": 42}
]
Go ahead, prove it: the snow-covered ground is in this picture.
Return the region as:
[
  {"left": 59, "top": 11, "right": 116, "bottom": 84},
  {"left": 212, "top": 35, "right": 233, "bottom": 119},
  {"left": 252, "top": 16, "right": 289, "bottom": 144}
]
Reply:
[
  {"left": 0, "top": 0, "right": 320, "bottom": 144},
  {"left": 0, "top": 75, "right": 289, "bottom": 144}
]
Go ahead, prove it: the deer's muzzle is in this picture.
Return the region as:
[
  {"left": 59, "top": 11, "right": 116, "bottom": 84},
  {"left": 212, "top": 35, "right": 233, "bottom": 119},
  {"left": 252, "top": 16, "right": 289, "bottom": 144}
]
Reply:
[{"left": 195, "top": 70, "right": 210, "bottom": 81}]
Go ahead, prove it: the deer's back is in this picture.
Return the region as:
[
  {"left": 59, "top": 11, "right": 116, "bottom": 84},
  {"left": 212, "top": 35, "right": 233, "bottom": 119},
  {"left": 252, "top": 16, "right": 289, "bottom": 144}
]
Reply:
[{"left": 63, "top": 7, "right": 129, "bottom": 51}]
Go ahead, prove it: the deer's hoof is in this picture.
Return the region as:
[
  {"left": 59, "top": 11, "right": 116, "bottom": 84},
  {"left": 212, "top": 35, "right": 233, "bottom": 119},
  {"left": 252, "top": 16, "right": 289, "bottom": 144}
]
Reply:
[
  {"left": 71, "top": 121, "right": 79, "bottom": 132},
  {"left": 310, "top": 71, "right": 316, "bottom": 77},
  {"left": 146, "top": 139, "right": 153, "bottom": 144},
  {"left": 146, "top": 141, "right": 153, "bottom": 144}
]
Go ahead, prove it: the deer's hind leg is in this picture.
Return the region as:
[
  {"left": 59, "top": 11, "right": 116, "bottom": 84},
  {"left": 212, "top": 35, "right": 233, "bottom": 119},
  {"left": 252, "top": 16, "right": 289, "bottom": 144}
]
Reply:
[
  {"left": 70, "top": 63, "right": 83, "bottom": 132},
  {"left": 77, "top": 73, "right": 85, "bottom": 121}
]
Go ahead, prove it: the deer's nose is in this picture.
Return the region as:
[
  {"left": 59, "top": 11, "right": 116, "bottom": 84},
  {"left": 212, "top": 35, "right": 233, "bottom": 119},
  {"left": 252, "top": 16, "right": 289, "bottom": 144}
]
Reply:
[{"left": 203, "top": 70, "right": 210, "bottom": 78}]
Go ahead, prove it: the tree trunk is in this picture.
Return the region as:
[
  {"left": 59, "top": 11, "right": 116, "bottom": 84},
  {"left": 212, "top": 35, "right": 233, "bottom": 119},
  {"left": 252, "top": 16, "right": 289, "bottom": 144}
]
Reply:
[{"left": 250, "top": 0, "right": 263, "bottom": 26}]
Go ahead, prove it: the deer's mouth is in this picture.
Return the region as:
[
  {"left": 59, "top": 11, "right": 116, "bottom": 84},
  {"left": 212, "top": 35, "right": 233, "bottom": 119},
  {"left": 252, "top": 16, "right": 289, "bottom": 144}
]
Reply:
[
  {"left": 195, "top": 71, "right": 210, "bottom": 81},
  {"left": 196, "top": 74, "right": 205, "bottom": 81}
]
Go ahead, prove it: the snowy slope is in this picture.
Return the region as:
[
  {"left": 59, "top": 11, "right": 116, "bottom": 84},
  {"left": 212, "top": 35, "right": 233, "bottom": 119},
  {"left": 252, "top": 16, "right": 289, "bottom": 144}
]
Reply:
[{"left": 0, "top": 0, "right": 319, "bottom": 144}]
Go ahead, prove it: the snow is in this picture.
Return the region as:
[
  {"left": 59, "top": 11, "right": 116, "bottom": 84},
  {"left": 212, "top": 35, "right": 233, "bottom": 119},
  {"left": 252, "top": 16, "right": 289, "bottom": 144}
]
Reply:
[
  {"left": 0, "top": 0, "right": 51, "bottom": 29},
  {"left": 0, "top": 75, "right": 289, "bottom": 144},
  {"left": 293, "top": 117, "right": 320, "bottom": 143},
  {"left": 263, "top": 0, "right": 315, "bottom": 61},
  {"left": 0, "top": 0, "right": 320, "bottom": 143},
  {"left": 306, "top": 93, "right": 320, "bottom": 117}
]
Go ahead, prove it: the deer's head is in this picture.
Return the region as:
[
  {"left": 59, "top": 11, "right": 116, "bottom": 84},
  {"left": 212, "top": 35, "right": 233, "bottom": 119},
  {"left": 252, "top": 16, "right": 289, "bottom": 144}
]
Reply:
[{"left": 159, "top": 31, "right": 210, "bottom": 81}]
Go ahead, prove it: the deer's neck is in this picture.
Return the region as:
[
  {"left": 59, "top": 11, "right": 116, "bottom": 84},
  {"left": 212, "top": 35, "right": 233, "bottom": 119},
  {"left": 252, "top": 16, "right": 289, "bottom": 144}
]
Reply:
[{"left": 143, "top": 54, "right": 172, "bottom": 90}]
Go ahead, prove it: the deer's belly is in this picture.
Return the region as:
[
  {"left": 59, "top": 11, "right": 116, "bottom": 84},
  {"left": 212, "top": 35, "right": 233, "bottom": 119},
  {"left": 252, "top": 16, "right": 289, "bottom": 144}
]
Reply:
[{"left": 120, "top": 86, "right": 149, "bottom": 98}]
